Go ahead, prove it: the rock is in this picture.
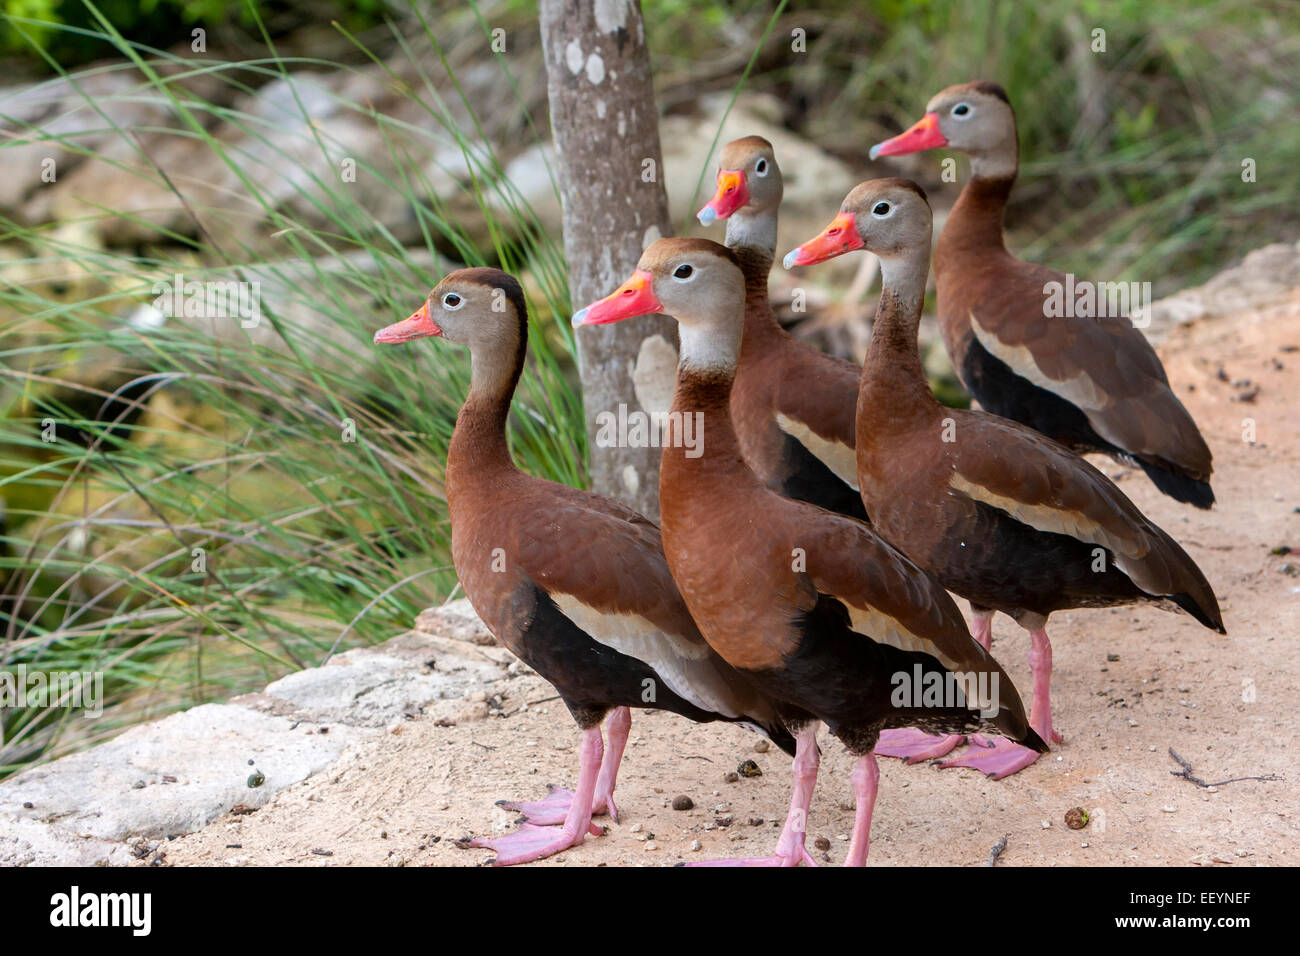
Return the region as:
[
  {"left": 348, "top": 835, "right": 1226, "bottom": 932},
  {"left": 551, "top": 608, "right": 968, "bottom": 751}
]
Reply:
[
  {"left": 0, "top": 703, "right": 361, "bottom": 845},
  {"left": 671, "top": 795, "right": 694, "bottom": 811},
  {"left": 415, "top": 599, "right": 497, "bottom": 646},
  {"left": 1146, "top": 241, "right": 1300, "bottom": 340}
]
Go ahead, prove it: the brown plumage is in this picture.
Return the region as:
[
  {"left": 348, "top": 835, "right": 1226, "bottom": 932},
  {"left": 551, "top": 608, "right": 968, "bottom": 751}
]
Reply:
[
  {"left": 576, "top": 237, "right": 1044, "bottom": 865},
  {"left": 698, "top": 137, "right": 866, "bottom": 520},
  {"left": 872, "top": 82, "right": 1215, "bottom": 508},
  {"left": 786, "top": 179, "right": 1225, "bottom": 778},
  {"left": 374, "top": 267, "right": 794, "bottom": 866}
]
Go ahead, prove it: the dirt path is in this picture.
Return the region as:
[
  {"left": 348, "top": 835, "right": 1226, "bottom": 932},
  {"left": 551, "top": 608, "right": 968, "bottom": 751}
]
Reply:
[{"left": 164, "top": 296, "right": 1299, "bottom": 867}]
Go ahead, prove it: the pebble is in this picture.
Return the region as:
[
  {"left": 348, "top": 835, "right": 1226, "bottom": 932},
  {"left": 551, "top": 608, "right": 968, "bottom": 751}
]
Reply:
[
  {"left": 1041, "top": 820, "right": 1052, "bottom": 829},
  {"left": 814, "top": 837, "right": 831, "bottom": 851},
  {"left": 671, "top": 795, "right": 694, "bottom": 811},
  {"left": 690, "top": 840, "right": 701, "bottom": 852},
  {"left": 1162, "top": 805, "right": 1177, "bottom": 813},
  {"left": 737, "top": 760, "right": 762, "bottom": 778},
  {"left": 753, "top": 739, "right": 770, "bottom": 753},
  {"left": 723, "top": 771, "right": 740, "bottom": 783},
  {"left": 630, "top": 822, "right": 644, "bottom": 833}
]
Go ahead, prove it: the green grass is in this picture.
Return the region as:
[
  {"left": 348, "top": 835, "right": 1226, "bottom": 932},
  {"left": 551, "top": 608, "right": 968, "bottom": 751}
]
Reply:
[
  {"left": 0, "top": 2, "right": 585, "bottom": 773},
  {"left": 1, "top": 0, "right": 1297, "bottom": 776}
]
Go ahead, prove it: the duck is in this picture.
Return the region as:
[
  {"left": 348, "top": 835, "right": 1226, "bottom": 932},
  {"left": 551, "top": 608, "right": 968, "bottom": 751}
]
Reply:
[
  {"left": 869, "top": 81, "right": 1215, "bottom": 509},
  {"left": 574, "top": 238, "right": 1045, "bottom": 864},
  {"left": 695, "top": 136, "right": 867, "bottom": 522},
  {"left": 373, "top": 267, "right": 796, "bottom": 865},
  {"left": 697, "top": 136, "right": 974, "bottom": 764},
  {"left": 785, "top": 179, "right": 1225, "bottom": 778}
]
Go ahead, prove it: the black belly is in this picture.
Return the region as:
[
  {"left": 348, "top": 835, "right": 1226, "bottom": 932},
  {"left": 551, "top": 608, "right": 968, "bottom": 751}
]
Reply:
[
  {"left": 747, "top": 594, "right": 996, "bottom": 754},
  {"left": 960, "top": 334, "right": 1117, "bottom": 455},
  {"left": 938, "top": 499, "right": 1149, "bottom": 620},
  {"left": 505, "top": 583, "right": 778, "bottom": 740}
]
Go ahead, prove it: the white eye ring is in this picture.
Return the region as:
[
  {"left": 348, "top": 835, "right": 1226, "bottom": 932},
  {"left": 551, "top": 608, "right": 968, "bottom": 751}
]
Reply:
[
  {"left": 672, "top": 263, "right": 696, "bottom": 282},
  {"left": 754, "top": 158, "right": 769, "bottom": 177},
  {"left": 951, "top": 102, "right": 973, "bottom": 119},
  {"left": 871, "top": 202, "right": 894, "bottom": 220},
  {"left": 442, "top": 292, "right": 465, "bottom": 310}
]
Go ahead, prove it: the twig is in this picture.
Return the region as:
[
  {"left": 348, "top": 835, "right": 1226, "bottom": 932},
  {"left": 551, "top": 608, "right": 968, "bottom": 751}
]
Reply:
[
  {"left": 471, "top": 740, "right": 497, "bottom": 751},
  {"left": 986, "top": 835, "right": 1008, "bottom": 868},
  {"left": 1168, "top": 748, "right": 1281, "bottom": 788},
  {"left": 527, "top": 694, "right": 561, "bottom": 706},
  {"left": 679, "top": 754, "right": 714, "bottom": 763}
]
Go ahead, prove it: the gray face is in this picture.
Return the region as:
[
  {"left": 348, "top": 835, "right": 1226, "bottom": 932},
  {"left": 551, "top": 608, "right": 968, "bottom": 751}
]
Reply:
[
  {"left": 426, "top": 279, "right": 516, "bottom": 354},
  {"left": 924, "top": 87, "right": 1015, "bottom": 156},
  {"left": 842, "top": 182, "right": 933, "bottom": 259}
]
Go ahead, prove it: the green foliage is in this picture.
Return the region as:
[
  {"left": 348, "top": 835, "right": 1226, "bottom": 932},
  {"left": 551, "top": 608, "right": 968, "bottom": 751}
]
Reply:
[{"left": 0, "top": 3, "right": 582, "bottom": 773}]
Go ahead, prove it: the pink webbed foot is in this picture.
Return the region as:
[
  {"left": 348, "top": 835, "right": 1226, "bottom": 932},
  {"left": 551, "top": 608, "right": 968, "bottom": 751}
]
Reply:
[
  {"left": 469, "top": 822, "right": 593, "bottom": 866},
  {"left": 875, "top": 729, "right": 965, "bottom": 763},
  {"left": 938, "top": 737, "right": 1042, "bottom": 780},
  {"left": 496, "top": 785, "right": 605, "bottom": 831}
]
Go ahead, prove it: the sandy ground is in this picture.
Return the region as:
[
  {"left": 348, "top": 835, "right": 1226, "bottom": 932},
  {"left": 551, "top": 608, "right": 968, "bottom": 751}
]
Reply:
[{"left": 164, "top": 296, "right": 1299, "bottom": 867}]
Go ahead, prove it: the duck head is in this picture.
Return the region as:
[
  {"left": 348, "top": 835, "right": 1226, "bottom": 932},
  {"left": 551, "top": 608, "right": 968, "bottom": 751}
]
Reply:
[
  {"left": 869, "top": 81, "right": 1015, "bottom": 165},
  {"left": 573, "top": 238, "right": 746, "bottom": 371},
  {"left": 696, "top": 136, "right": 783, "bottom": 226},
  {"left": 783, "top": 178, "right": 932, "bottom": 268},
  {"left": 375, "top": 266, "right": 527, "bottom": 357}
]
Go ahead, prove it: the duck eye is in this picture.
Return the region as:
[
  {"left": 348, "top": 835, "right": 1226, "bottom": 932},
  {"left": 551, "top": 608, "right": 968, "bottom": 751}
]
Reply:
[
  {"left": 754, "top": 158, "right": 769, "bottom": 177},
  {"left": 442, "top": 292, "right": 463, "bottom": 310},
  {"left": 952, "top": 103, "right": 971, "bottom": 117},
  {"left": 672, "top": 264, "right": 694, "bottom": 280},
  {"left": 872, "top": 202, "right": 891, "bottom": 217}
]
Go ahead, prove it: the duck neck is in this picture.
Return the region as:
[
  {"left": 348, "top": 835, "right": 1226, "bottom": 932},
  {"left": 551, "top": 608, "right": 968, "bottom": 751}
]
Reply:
[
  {"left": 942, "top": 142, "right": 1018, "bottom": 259},
  {"left": 727, "top": 240, "right": 783, "bottom": 344},
  {"left": 446, "top": 327, "right": 525, "bottom": 495},
  {"left": 725, "top": 208, "right": 778, "bottom": 262},
  {"left": 862, "top": 247, "right": 936, "bottom": 420},
  {"left": 666, "top": 313, "right": 745, "bottom": 475}
]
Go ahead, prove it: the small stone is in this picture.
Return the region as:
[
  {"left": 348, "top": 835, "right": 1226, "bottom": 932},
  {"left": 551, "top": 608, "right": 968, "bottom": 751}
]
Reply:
[
  {"left": 723, "top": 771, "right": 740, "bottom": 783},
  {"left": 814, "top": 836, "right": 831, "bottom": 851},
  {"left": 715, "top": 814, "right": 733, "bottom": 828},
  {"left": 748, "top": 817, "right": 764, "bottom": 827},
  {"left": 737, "top": 759, "right": 762, "bottom": 778},
  {"left": 1107, "top": 653, "right": 1120, "bottom": 662},
  {"left": 22, "top": 802, "right": 33, "bottom": 809},
  {"left": 1041, "top": 820, "right": 1052, "bottom": 829},
  {"left": 645, "top": 841, "right": 657, "bottom": 851},
  {"left": 1065, "top": 807, "right": 1089, "bottom": 829},
  {"left": 1162, "top": 805, "right": 1177, "bottom": 813},
  {"left": 753, "top": 739, "right": 770, "bottom": 753},
  {"left": 671, "top": 795, "right": 694, "bottom": 811},
  {"left": 247, "top": 770, "right": 265, "bottom": 788},
  {"left": 630, "top": 822, "right": 644, "bottom": 833},
  {"left": 690, "top": 840, "right": 701, "bottom": 852}
]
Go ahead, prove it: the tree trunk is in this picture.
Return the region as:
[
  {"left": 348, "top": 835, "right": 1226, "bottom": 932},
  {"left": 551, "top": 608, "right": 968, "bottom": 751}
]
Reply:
[{"left": 539, "top": 0, "right": 677, "bottom": 520}]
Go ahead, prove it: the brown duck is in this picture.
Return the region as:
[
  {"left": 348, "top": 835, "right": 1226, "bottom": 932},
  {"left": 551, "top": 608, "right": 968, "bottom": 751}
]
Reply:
[
  {"left": 374, "top": 267, "right": 796, "bottom": 865},
  {"left": 786, "top": 179, "right": 1225, "bottom": 778}
]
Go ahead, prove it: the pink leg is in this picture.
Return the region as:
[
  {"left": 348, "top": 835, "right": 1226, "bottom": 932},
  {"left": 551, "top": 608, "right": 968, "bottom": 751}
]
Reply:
[
  {"left": 469, "top": 727, "right": 604, "bottom": 865},
  {"left": 594, "top": 706, "right": 630, "bottom": 821},
  {"left": 843, "top": 753, "right": 880, "bottom": 867},
  {"left": 971, "top": 608, "right": 994, "bottom": 652},
  {"left": 875, "top": 728, "right": 965, "bottom": 763},
  {"left": 495, "top": 707, "right": 630, "bottom": 826},
  {"left": 686, "top": 723, "right": 820, "bottom": 867},
  {"left": 1028, "top": 627, "right": 1063, "bottom": 744},
  {"left": 936, "top": 625, "right": 1058, "bottom": 779}
]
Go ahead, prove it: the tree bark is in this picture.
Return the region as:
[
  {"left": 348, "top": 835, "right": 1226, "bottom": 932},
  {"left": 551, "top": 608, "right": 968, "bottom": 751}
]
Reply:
[{"left": 539, "top": 0, "right": 676, "bottom": 520}]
